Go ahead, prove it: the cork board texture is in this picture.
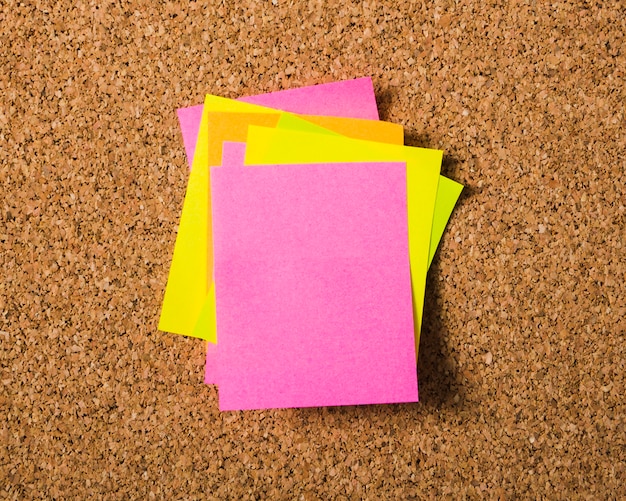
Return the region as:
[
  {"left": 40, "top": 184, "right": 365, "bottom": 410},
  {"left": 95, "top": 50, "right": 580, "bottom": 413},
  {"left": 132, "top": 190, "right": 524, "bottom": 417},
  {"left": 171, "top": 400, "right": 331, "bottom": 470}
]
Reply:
[{"left": 1, "top": 1, "right": 624, "bottom": 499}]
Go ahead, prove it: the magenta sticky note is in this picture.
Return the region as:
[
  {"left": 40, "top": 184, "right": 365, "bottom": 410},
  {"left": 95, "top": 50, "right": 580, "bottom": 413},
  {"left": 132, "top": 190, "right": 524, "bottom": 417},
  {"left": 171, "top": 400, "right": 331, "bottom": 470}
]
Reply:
[
  {"left": 211, "top": 162, "right": 417, "bottom": 410},
  {"left": 239, "top": 76, "right": 379, "bottom": 120},
  {"left": 220, "top": 141, "right": 246, "bottom": 168},
  {"left": 176, "top": 105, "right": 204, "bottom": 168},
  {"left": 200, "top": 141, "right": 248, "bottom": 387},
  {"left": 198, "top": 79, "right": 380, "bottom": 384},
  {"left": 177, "top": 77, "right": 379, "bottom": 166}
]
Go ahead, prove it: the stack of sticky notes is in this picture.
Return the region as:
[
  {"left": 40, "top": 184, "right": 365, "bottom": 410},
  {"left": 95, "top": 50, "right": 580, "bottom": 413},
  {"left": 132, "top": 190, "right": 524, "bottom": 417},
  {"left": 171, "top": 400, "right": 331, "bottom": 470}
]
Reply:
[{"left": 159, "top": 77, "right": 463, "bottom": 411}]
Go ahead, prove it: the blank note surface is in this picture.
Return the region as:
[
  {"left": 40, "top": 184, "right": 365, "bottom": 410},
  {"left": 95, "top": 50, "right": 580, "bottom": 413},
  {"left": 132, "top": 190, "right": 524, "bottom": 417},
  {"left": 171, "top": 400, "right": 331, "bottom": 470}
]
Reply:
[{"left": 211, "top": 161, "right": 418, "bottom": 410}]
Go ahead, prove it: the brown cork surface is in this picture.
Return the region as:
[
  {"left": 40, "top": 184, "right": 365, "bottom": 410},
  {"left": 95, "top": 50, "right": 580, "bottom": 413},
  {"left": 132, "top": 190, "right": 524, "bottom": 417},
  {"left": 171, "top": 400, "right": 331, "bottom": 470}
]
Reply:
[{"left": 1, "top": 1, "right": 624, "bottom": 498}]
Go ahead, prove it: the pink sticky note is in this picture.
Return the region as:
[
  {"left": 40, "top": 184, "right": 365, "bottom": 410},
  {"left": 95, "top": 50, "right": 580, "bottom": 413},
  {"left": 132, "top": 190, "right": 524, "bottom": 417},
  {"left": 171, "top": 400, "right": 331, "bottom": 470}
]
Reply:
[
  {"left": 220, "top": 141, "right": 246, "bottom": 167},
  {"left": 211, "top": 162, "right": 417, "bottom": 410},
  {"left": 200, "top": 80, "right": 381, "bottom": 385},
  {"left": 177, "top": 77, "right": 379, "bottom": 166},
  {"left": 239, "top": 77, "right": 379, "bottom": 119},
  {"left": 176, "top": 105, "right": 204, "bottom": 167},
  {"left": 200, "top": 142, "right": 249, "bottom": 386}
]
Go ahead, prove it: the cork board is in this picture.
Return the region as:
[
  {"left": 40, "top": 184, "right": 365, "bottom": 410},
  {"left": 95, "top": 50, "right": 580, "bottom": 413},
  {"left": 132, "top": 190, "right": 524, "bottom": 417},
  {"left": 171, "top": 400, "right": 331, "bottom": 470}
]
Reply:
[{"left": 1, "top": 1, "right": 624, "bottom": 498}]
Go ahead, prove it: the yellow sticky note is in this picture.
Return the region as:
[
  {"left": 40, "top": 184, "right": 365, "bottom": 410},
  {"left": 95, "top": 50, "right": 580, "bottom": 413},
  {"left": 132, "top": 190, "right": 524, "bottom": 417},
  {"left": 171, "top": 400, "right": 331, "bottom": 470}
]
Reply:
[
  {"left": 158, "top": 105, "right": 211, "bottom": 339},
  {"left": 278, "top": 114, "right": 463, "bottom": 266},
  {"left": 278, "top": 113, "right": 404, "bottom": 144},
  {"left": 204, "top": 111, "right": 404, "bottom": 167},
  {"left": 245, "top": 126, "right": 442, "bottom": 352}
]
